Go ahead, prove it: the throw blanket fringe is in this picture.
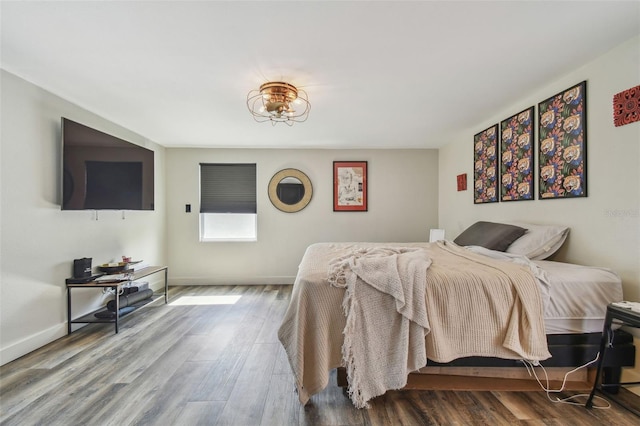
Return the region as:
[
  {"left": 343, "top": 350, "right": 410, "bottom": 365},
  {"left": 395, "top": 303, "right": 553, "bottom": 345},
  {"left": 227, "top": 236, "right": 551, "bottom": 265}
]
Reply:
[
  {"left": 341, "top": 276, "right": 360, "bottom": 406},
  {"left": 328, "top": 247, "right": 432, "bottom": 408}
]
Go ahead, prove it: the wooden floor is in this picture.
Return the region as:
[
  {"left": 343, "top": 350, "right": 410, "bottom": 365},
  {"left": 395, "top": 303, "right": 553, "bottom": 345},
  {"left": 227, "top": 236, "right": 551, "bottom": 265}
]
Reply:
[{"left": 1, "top": 285, "right": 639, "bottom": 426}]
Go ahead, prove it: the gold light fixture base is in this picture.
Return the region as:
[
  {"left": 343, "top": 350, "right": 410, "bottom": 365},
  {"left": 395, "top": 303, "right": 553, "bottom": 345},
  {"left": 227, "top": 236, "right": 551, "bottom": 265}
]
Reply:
[{"left": 247, "top": 81, "right": 310, "bottom": 126}]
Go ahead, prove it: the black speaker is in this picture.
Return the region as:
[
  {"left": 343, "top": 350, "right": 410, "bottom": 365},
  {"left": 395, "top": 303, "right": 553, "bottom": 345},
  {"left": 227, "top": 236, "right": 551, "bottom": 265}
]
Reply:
[{"left": 73, "top": 258, "right": 92, "bottom": 278}]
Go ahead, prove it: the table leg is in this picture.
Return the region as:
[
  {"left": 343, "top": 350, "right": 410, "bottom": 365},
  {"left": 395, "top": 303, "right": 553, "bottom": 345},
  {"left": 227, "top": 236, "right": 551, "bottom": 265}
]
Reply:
[
  {"left": 67, "top": 288, "right": 72, "bottom": 334},
  {"left": 114, "top": 285, "right": 120, "bottom": 334},
  {"left": 586, "top": 310, "right": 613, "bottom": 408},
  {"left": 164, "top": 268, "right": 168, "bottom": 304}
]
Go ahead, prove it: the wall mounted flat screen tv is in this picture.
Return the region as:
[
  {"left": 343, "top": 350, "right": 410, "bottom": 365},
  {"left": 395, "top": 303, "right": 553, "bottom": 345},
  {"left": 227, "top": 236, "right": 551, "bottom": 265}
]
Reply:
[{"left": 62, "top": 117, "right": 154, "bottom": 210}]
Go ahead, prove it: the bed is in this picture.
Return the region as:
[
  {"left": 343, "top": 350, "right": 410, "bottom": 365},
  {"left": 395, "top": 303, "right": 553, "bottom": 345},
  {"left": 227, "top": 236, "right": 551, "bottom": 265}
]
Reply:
[{"left": 277, "top": 222, "right": 635, "bottom": 408}]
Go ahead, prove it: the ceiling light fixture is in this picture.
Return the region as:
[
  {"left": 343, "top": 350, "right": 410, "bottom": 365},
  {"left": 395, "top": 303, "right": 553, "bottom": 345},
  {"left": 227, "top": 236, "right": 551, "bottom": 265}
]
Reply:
[{"left": 246, "top": 81, "right": 310, "bottom": 126}]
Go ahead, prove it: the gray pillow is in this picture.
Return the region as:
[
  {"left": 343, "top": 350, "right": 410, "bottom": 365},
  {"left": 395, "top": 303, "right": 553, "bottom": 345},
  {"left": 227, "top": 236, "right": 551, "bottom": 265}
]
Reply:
[{"left": 454, "top": 221, "right": 527, "bottom": 252}]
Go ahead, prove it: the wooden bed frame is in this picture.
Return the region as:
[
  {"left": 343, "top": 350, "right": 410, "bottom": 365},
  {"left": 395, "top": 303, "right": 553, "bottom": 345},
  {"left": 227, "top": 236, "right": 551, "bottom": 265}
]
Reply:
[{"left": 337, "top": 330, "right": 636, "bottom": 392}]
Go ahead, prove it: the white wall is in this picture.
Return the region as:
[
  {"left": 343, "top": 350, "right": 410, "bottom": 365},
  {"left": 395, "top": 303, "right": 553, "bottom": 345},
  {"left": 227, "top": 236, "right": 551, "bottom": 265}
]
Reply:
[
  {"left": 3, "top": 34, "right": 636, "bottom": 369},
  {"left": 166, "top": 148, "right": 439, "bottom": 284},
  {"left": 438, "top": 35, "right": 640, "bottom": 301},
  {"left": 0, "top": 70, "right": 167, "bottom": 365}
]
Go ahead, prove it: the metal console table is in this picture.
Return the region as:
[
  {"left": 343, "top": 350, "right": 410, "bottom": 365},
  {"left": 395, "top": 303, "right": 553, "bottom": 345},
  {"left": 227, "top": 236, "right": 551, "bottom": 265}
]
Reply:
[
  {"left": 586, "top": 303, "right": 640, "bottom": 415},
  {"left": 67, "top": 266, "right": 168, "bottom": 334}
]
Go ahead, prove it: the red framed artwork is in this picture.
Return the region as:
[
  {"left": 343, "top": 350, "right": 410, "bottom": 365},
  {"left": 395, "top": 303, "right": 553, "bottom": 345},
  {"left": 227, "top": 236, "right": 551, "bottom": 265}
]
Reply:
[
  {"left": 613, "top": 85, "right": 640, "bottom": 127},
  {"left": 457, "top": 173, "right": 467, "bottom": 191},
  {"left": 333, "top": 161, "right": 367, "bottom": 211}
]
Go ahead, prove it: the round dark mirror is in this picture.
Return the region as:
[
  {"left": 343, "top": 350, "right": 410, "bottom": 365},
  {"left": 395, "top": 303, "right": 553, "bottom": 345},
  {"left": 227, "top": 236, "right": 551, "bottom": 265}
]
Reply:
[
  {"left": 276, "top": 177, "right": 305, "bottom": 205},
  {"left": 268, "top": 169, "right": 312, "bottom": 213}
]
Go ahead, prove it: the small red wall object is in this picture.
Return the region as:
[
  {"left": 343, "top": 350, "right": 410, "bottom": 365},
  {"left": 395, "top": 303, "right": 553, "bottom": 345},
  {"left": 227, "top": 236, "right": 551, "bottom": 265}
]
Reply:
[
  {"left": 613, "top": 85, "right": 640, "bottom": 127},
  {"left": 457, "top": 173, "right": 467, "bottom": 191}
]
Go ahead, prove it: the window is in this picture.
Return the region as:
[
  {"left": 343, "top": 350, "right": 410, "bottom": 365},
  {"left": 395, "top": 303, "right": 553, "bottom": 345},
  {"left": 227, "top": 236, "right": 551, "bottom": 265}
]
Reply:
[{"left": 200, "top": 163, "right": 257, "bottom": 242}]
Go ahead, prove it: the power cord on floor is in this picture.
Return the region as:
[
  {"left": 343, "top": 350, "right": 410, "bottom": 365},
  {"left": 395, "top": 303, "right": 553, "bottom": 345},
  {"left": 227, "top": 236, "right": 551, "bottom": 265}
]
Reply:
[{"left": 521, "top": 352, "right": 611, "bottom": 409}]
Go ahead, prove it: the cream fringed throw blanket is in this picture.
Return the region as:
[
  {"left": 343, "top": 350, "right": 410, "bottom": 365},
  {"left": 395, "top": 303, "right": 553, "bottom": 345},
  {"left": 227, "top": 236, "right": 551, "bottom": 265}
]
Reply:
[
  {"left": 327, "top": 247, "right": 432, "bottom": 409},
  {"left": 277, "top": 241, "right": 550, "bottom": 407}
]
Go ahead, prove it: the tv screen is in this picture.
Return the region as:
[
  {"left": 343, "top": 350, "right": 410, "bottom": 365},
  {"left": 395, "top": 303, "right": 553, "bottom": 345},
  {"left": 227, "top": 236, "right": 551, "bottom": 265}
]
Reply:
[{"left": 62, "top": 118, "right": 154, "bottom": 210}]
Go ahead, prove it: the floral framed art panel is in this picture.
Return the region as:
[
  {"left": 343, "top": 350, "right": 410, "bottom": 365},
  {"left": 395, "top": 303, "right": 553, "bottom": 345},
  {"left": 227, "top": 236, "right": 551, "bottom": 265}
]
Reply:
[
  {"left": 333, "top": 161, "right": 367, "bottom": 211},
  {"left": 500, "top": 106, "right": 535, "bottom": 201},
  {"left": 473, "top": 124, "right": 499, "bottom": 204},
  {"left": 538, "top": 81, "right": 587, "bottom": 199}
]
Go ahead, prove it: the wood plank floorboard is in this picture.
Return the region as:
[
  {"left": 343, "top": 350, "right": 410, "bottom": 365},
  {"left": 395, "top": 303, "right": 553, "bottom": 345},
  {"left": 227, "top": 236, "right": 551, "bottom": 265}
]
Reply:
[{"left": 1, "top": 284, "right": 639, "bottom": 425}]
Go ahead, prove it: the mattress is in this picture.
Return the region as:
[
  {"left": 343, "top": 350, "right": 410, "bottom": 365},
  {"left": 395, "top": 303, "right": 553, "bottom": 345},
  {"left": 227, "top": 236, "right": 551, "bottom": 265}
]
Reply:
[{"left": 535, "top": 260, "right": 623, "bottom": 334}]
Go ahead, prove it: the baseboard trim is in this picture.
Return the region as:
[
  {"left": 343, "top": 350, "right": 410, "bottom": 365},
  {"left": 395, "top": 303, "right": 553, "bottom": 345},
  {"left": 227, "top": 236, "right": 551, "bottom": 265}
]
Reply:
[
  {"left": 170, "top": 276, "right": 296, "bottom": 286},
  {"left": 0, "top": 323, "right": 67, "bottom": 366}
]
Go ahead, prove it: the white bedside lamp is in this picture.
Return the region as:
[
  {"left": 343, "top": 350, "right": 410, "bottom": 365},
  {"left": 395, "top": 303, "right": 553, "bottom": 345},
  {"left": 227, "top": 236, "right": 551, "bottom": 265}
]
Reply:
[{"left": 429, "top": 229, "right": 445, "bottom": 242}]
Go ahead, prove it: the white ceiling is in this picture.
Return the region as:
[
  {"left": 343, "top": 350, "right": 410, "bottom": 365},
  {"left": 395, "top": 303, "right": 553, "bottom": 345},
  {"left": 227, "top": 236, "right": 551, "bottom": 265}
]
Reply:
[{"left": 2, "top": 1, "right": 639, "bottom": 149}]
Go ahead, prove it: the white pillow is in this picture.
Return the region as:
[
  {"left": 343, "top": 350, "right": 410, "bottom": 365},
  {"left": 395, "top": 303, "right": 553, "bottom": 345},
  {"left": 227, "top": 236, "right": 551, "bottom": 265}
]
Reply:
[{"left": 505, "top": 222, "right": 569, "bottom": 260}]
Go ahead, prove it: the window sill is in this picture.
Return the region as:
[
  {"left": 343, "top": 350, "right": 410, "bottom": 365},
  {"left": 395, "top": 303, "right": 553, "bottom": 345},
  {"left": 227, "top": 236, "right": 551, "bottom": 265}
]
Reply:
[{"left": 199, "top": 238, "right": 258, "bottom": 243}]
